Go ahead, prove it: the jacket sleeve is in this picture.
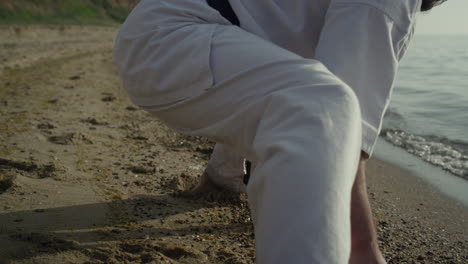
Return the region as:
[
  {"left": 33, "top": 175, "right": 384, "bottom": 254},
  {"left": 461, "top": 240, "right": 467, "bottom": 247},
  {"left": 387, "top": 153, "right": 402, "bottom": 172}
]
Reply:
[{"left": 314, "top": 0, "right": 419, "bottom": 157}]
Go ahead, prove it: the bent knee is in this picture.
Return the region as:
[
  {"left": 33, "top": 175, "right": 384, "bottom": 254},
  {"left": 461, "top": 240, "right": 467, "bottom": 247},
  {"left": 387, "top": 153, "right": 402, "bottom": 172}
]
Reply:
[
  {"left": 330, "top": 79, "right": 361, "bottom": 117},
  {"left": 271, "top": 61, "right": 361, "bottom": 120},
  {"left": 307, "top": 60, "right": 360, "bottom": 112}
]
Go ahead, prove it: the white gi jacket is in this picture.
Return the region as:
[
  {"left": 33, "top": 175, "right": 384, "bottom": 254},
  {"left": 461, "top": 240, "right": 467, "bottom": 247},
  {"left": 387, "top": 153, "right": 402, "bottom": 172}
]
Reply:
[{"left": 229, "top": 0, "right": 420, "bottom": 156}]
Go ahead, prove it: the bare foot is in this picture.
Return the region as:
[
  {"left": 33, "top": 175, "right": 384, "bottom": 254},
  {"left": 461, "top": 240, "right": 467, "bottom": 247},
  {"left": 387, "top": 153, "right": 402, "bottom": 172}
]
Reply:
[{"left": 188, "top": 171, "right": 222, "bottom": 194}]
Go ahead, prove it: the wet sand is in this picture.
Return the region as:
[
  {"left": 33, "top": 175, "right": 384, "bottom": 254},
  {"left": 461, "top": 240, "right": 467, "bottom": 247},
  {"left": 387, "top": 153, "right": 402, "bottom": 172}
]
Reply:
[{"left": 0, "top": 25, "right": 466, "bottom": 263}]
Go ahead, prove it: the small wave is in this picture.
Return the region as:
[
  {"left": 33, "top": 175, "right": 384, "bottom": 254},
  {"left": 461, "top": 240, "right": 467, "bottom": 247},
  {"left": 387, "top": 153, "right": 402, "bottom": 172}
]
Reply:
[
  {"left": 383, "top": 108, "right": 407, "bottom": 131},
  {"left": 382, "top": 129, "right": 468, "bottom": 179},
  {"left": 383, "top": 108, "right": 405, "bottom": 121}
]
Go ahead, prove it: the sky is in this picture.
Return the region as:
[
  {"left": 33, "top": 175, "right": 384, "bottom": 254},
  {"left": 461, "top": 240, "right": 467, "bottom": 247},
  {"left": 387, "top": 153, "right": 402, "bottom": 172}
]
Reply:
[{"left": 416, "top": 0, "right": 468, "bottom": 35}]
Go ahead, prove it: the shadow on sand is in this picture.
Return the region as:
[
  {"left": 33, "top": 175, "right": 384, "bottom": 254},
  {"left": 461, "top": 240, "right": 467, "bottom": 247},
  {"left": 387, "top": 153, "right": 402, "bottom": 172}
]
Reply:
[{"left": 0, "top": 192, "right": 251, "bottom": 262}]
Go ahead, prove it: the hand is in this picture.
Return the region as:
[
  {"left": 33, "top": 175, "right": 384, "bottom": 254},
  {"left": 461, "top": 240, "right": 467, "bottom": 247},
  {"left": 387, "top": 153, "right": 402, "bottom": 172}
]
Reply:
[{"left": 349, "top": 155, "right": 386, "bottom": 264}]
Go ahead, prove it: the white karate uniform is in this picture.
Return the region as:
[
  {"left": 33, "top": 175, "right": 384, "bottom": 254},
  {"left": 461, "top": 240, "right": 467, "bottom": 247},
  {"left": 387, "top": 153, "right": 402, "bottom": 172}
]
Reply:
[{"left": 114, "top": 0, "right": 420, "bottom": 262}]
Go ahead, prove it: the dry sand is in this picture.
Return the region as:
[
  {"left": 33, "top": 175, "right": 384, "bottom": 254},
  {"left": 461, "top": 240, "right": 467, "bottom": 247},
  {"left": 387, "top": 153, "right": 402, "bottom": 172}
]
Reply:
[{"left": 0, "top": 25, "right": 466, "bottom": 264}]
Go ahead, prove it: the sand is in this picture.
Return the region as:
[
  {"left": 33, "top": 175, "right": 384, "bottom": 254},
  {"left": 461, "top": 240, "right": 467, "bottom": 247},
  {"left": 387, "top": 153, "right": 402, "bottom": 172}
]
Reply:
[{"left": 0, "top": 25, "right": 466, "bottom": 264}]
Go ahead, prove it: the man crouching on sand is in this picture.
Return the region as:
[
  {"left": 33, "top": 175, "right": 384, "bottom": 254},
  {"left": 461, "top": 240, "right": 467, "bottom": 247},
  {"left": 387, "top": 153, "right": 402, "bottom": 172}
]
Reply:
[{"left": 113, "top": 0, "right": 446, "bottom": 263}]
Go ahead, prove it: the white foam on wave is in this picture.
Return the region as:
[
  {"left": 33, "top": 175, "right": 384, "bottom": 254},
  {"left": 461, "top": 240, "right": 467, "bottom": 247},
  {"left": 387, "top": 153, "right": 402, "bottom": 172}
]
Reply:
[{"left": 384, "top": 130, "right": 468, "bottom": 179}]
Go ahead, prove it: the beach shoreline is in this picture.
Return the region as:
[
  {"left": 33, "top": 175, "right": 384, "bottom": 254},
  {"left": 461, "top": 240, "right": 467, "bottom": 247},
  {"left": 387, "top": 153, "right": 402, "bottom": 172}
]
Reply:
[
  {"left": 0, "top": 25, "right": 466, "bottom": 263},
  {"left": 367, "top": 158, "right": 467, "bottom": 262},
  {"left": 374, "top": 138, "right": 468, "bottom": 207}
]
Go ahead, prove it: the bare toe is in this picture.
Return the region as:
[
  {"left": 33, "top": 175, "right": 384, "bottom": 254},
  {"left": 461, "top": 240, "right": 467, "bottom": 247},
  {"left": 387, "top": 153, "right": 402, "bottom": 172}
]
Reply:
[{"left": 188, "top": 171, "right": 221, "bottom": 194}]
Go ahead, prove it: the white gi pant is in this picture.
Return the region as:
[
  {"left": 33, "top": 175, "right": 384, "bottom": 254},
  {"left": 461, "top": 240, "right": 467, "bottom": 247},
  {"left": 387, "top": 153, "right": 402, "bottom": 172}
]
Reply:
[{"left": 114, "top": 0, "right": 362, "bottom": 262}]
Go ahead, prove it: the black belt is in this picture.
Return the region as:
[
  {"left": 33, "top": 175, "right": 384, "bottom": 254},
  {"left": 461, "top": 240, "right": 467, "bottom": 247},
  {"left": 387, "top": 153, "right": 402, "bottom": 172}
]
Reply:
[{"left": 207, "top": 0, "right": 240, "bottom": 26}]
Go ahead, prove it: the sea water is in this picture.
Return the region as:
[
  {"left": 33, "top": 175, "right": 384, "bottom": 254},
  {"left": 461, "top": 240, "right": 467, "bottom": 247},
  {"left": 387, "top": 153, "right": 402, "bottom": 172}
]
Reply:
[{"left": 382, "top": 35, "right": 468, "bottom": 180}]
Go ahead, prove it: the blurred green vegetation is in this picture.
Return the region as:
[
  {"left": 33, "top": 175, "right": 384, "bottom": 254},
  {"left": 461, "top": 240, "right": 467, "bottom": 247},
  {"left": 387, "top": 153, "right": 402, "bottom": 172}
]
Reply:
[{"left": 0, "top": 0, "right": 138, "bottom": 25}]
